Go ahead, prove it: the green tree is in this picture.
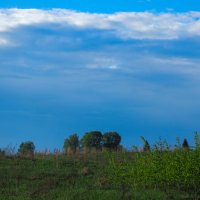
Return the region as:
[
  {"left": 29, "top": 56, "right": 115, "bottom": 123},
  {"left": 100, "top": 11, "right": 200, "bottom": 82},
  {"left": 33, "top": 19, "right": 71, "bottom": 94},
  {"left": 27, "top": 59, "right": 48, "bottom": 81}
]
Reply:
[
  {"left": 81, "top": 131, "right": 102, "bottom": 150},
  {"left": 141, "top": 136, "right": 150, "bottom": 152},
  {"left": 18, "top": 141, "right": 35, "bottom": 156},
  {"left": 0, "top": 148, "right": 5, "bottom": 157},
  {"left": 103, "top": 132, "right": 121, "bottom": 150},
  {"left": 63, "top": 134, "right": 79, "bottom": 154},
  {"left": 194, "top": 131, "right": 200, "bottom": 150},
  {"left": 182, "top": 138, "right": 189, "bottom": 150}
]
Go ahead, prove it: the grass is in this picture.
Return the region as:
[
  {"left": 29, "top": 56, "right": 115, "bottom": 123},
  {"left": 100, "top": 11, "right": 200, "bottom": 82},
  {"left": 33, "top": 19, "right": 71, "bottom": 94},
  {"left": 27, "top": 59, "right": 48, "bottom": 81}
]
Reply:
[
  {"left": 0, "top": 153, "right": 112, "bottom": 200},
  {"left": 1, "top": 150, "right": 199, "bottom": 200}
]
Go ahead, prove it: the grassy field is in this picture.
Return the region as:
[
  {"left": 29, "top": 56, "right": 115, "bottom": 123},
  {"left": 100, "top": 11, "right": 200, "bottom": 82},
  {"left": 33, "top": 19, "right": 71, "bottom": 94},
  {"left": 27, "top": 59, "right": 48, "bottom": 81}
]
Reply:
[{"left": 0, "top": 148, "right": 200, "bottom": 200}]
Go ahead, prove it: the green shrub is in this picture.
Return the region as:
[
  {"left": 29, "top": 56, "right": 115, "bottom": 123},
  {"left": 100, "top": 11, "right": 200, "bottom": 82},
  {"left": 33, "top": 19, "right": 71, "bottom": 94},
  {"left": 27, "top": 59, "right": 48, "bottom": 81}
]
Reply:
[
  {"left": 18, "top": 141, "right": 35, "bottom": 156},
  {"left": 64, "top": 134, "right": 79, "bottom": 154},
  {"left": 0, "top": 148, "right": 5, "bottom": 157}
]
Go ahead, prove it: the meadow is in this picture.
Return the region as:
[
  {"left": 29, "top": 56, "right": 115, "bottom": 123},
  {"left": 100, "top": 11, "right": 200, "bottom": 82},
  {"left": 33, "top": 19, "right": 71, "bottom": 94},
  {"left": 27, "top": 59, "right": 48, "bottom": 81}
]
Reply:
[{"left": 0, "top": 135, "right": 200, "bottom": 200}]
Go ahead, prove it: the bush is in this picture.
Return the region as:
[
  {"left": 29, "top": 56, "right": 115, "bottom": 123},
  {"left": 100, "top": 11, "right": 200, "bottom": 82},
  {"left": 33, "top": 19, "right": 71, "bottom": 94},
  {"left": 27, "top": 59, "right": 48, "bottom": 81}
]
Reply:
[
  {"left": 0, "top": 148, "right": 5, "bottom": 157},
  {"left": 18, "top": 141, "right": 35, "bottom": 156},
  {"left": 81, "top": 131, "right": 103, "bottom": 151},
  {"left": 64, "top": 134, "right": 79, "bottom": 154},
  {"left": 103, "top": 132, "right": 121, "bottom": 151},
  {"left": 182, "top": 138, "right": 189, "bottom": 150}
]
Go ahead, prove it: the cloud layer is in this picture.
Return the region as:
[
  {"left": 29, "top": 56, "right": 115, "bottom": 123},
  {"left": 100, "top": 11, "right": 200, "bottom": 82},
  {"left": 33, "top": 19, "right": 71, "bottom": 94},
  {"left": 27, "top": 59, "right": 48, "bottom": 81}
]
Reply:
[{"left": 0, "top": 9, "right": 200, "bottom": 43}]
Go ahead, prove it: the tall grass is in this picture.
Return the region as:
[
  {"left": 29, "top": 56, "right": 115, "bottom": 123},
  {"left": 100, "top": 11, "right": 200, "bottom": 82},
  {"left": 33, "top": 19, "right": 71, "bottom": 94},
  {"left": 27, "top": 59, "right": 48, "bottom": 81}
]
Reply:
[
  {"left": 106, "top": 135, "right": 200, "bottom": 199},
  {"left": 1, "top": 134, "right": 200, "bottom": 199}
]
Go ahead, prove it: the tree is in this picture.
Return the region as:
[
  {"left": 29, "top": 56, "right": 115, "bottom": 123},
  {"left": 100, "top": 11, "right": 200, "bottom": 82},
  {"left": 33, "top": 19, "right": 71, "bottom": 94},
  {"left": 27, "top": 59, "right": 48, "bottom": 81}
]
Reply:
[
  {"left": 103, "top": 132, "right": 121, "bottom": 150},
  {"left": 0, "top": 148, "right": 5, "bottom": 157},
  {"left": 63, "top": 134, "right": 79, "bottom": 154},
  {"left": 194, "top": 131, "right": 200, "bottom": 150},
  {"left": 141, "top": 136, "right": 150, "bottom": 152},
  {"left": 81, "top": 131, "right": 103, "bottom": 150},
  {"left": 18, "top": 141, "right": 35, "bottom": 156},
  {"left": 182, "top": 138, "right": 189, "bottom": 150}
]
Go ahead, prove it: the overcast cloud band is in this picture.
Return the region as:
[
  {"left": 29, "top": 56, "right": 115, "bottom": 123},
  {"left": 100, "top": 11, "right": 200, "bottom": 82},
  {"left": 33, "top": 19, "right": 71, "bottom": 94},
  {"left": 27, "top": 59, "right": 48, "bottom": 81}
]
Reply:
[{"left": 0, "top": 9, "right": 200, "bottom": 45}]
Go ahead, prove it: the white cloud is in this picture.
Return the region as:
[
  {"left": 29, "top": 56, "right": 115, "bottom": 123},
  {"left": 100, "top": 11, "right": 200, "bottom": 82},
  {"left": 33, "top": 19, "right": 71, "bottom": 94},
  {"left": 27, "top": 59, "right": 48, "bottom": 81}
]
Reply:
[
  {"left": 86, "top": 57, "right": 119, "bottom": 70},
  {"left": 150, "top": 57, "right": 200, "bottom": 76},
  {"left": 86, "top": 64, "right": 118, "bottom": 70},
  {"left": 0, "top": 38, "right": 9, "bottom": 45},
  {"left": 153, "top": 57, "right": 197, "bottom": 66},
  {"left": 0, "top": 9, "right": 200, "bottom": 44}
]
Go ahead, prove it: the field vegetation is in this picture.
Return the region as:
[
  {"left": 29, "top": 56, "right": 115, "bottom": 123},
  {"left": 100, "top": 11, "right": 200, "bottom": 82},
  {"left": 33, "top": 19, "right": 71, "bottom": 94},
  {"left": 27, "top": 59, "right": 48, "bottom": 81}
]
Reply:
[{"left": 0, "top": 132, "right": 200, "bottom": 199}]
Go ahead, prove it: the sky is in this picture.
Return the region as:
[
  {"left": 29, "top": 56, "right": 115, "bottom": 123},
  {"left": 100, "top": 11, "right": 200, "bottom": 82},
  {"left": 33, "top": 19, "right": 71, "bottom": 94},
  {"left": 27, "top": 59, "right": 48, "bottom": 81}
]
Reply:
[{"left": 0, "top": 0, "right": 200, "bottom": 151}]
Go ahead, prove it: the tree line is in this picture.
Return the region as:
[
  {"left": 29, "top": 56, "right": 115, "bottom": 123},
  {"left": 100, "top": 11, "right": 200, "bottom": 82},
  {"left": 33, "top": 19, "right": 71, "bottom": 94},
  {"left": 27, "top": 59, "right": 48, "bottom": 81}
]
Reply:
[
  {"left": 0, "top": 131, "right": 191, "bottom": 156},
  {"left": 64, "top": 131, "right": 121, "bottom": 154},
  {"left": 0, "top": 131, "right": 122, "bottom": 156}
]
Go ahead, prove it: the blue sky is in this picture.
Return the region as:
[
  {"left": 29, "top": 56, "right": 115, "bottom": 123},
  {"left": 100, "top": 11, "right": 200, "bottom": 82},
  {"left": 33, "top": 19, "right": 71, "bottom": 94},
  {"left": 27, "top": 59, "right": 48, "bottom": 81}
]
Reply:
[
  {"left": 0, "top": 1, "right": 200, "bottom": 151},
  {"left": 1, "top": 0, "right": 200, "bottom": 13}
]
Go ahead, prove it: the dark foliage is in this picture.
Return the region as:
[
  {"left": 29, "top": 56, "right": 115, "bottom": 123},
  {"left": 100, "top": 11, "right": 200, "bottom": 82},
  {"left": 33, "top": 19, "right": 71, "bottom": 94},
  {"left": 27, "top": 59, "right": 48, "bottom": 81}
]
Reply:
[
  {"left": 141, "top": 136, "right": 150, "bottom": 152},
  {"left": 64, "top": 134, "right": 79, "bottom": 153},
  {"left": 182, "top": 138, "right": 189, "bottom": 150},
  {"left": 18, "top": 141, "right": 35, "bottom": 155},
  {"left": 103, "top": 132, "right": 121, "bottom": 150},
  {"left": 81, "top": 131, "right": 103, "bottom": 149}
]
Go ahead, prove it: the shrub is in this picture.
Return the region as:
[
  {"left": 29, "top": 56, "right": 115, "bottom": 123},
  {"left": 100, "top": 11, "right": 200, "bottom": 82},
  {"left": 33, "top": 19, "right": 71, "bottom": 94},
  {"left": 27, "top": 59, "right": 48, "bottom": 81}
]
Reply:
[
  {"left": 18, "top": 141, "right": 35, "bottom": 156},
  {"left": 182, "top": 138, "right": 189, "bottom": 150},
  {"left": 64, "top": 134, "right": 79, "bottom": 154},
  {"left": 141, "top": 136, "right": 150, "bottom": 152},
  {"left": 81, "top": 131, "right": 103, "bottom": 151},
  {"left": 103, "top": 132, "right": 121, "bottom": 151},
  {"left": 0, "top": 148, "right": 5, "bottom": 157}
]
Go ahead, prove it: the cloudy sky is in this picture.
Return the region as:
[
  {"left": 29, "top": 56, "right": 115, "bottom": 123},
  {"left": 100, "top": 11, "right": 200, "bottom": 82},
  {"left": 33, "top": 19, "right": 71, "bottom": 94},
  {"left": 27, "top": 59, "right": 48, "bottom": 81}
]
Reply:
[{"left": 0, "top": 0, "right": 200, "bottom": 150}]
